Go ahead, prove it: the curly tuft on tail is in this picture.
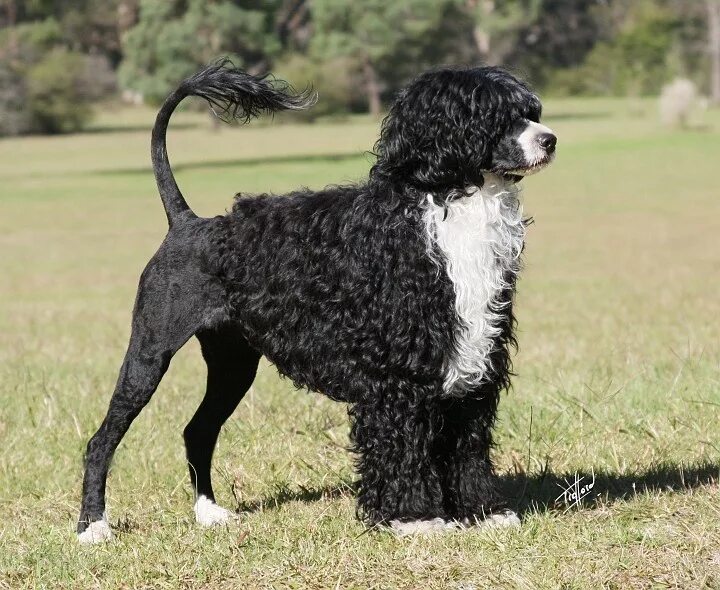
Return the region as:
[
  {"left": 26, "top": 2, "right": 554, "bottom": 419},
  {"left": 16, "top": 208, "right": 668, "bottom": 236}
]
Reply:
[
  {"left": 183, "top": 58, "right": 316, "bottom": 123},
  {"left": 151, "top": 58, "right": 316, "bottom": 227}
]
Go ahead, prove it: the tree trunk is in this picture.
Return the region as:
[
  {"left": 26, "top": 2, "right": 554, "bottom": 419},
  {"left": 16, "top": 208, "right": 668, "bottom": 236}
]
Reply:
[
  {"left": 5, "top": 0, "right": 16, "bottom": 25},
  {"left": 467, "top": 0, "right": 494, "bottom": 62},
  {"left": 708, "top": 0, "right": 720, "bottom": 104},
  {"left": 363, "top": 56, "right": 381, "bottom": 117},
  {"left": 276, "top": 0, "right": 310, "bottom": 49},
  {"left": 3, "top": 0, "right": 17, "bottom": 57},
  {"left": 117, "top": 0, "right": 139, "bottom": 35},
  {"left": 472, "top": 25, "right": 490, "bottom": 61}
]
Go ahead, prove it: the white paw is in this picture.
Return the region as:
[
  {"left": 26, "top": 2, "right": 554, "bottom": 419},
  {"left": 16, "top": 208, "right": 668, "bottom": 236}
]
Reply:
[
  {"left": 462, "top": 510, "right": 521, "bottom": 529},
  {"left": 194, "top": 495, "right": 235, "bottom": 527},
  {"left": 485, "top": 510, "right": 521, "bottom": 528},
  {"left": 389, "top": 517, "right": 462, "bottom": 536},
  {"left": 77, "top": 517, "right": 113, "bottom": 544}
]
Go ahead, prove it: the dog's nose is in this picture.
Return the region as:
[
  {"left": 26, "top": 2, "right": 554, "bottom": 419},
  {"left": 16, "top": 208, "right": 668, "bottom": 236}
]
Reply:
[{"left": 538, "top": 133, "right": 557, "bottom": 153}]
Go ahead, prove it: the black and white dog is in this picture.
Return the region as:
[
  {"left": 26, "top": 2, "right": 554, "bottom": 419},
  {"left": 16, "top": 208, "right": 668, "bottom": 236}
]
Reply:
[{"left": 77, "top": 60, "right": 556, "bottom": 543}]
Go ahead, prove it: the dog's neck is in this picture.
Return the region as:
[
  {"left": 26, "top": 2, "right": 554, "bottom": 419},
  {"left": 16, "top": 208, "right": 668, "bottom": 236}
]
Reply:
[
  {"left": 468, "top": 173, "right": 521, "bottom": 202},
  {"left": 423, "top": 175, "right": 525, "bottom": 394}
]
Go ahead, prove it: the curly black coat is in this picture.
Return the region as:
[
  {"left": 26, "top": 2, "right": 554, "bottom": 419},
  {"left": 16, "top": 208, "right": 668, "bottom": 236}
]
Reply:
[{"left": 78, "top": 60, "right": 550, "bottom": 538}]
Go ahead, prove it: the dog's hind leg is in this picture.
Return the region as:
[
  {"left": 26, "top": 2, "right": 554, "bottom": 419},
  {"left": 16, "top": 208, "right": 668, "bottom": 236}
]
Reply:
[
  {"left": 77, "top": 246, "right": 214, "bottom": 544},
  {"left": 184, "top": 326, "right": 260, "bottom": 527}
]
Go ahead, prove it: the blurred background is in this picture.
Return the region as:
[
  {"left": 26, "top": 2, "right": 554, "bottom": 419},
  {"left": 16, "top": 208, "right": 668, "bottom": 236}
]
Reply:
[
  {"left": 1, "top": 0, "right": 719, "bottom": 132},
  {"left": 2, "top": 2, "right": 720, "bottom": 586}
]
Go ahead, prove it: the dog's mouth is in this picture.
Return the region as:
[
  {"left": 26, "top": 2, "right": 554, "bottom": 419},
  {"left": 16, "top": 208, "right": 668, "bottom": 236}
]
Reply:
[{"left": 505, "top": 152, "right": 556, "bottom": 177}]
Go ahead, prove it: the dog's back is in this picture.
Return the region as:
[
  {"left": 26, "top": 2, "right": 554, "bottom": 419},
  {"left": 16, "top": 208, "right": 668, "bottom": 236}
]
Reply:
[{"left": 202, "top": 184, "right": 456, "bottom": 402}]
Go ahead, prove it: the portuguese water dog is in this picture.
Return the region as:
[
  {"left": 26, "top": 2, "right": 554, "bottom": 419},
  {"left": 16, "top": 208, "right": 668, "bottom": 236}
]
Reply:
[{"left": 77, "top": 60, "right": 556, "bottom": 543}]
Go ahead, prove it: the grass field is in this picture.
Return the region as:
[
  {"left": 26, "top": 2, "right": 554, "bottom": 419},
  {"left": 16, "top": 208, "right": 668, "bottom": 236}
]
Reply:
[{"left": 1, "top": 98, "right": 719, "bottom": 589}]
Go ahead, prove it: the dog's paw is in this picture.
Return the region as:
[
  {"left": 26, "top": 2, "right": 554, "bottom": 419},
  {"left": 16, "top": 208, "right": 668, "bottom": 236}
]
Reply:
[
  {"left": 194, "top": 495, "right": 236, "bottom": 527},
  {"left": 77, "top": 517, "right": 113, "bottom": 544},
  {"left": 461, "top": 509, "right": 521, "bottom": 530},
  {"left": 388, "top": 517, "right": 462, "bottom": 536}
]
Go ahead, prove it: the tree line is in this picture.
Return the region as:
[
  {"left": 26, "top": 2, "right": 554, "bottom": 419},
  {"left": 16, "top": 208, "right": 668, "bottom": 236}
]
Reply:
[{"left": 1, "top": 0, "right": 718, "bottom": 135}]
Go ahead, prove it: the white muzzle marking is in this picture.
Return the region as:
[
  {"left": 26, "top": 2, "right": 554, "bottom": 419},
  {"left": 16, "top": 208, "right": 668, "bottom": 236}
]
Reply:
[{"left": 514, "top": 120, "right": 555, "bottom": 175}]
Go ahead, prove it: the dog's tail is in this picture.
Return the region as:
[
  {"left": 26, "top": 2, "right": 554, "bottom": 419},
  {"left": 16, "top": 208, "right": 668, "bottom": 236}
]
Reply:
[{"left": 151, "top": 58, "right": 316, "bottom": 227}]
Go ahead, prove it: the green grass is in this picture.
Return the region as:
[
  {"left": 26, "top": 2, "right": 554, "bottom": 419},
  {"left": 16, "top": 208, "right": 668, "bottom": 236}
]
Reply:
[{"left": 1, "top": 98, "right": 719, "bottom": 589}]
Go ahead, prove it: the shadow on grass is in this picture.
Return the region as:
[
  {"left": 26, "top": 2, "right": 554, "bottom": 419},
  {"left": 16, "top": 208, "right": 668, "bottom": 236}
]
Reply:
[
  {"left": 236, "top": 480, "right": 356, "bottom": 514},
  {"left": 93, "top": 152, "right": 367, "bottom": 177},
  {"left": 500, "top": 459, "right": 719, "bottom": 516},
  {"left": 234, "top": 461, "right": 718, "bottom": 517}
]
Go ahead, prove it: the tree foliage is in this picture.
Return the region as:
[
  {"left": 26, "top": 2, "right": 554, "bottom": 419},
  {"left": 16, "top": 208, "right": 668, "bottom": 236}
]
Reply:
[
  {"left": 0, "top": 0, "right": 717, "bottom": 134},
  {"left": 26, "top": 49, "right": 93, "bottom": 133},
  {"left": 463, "top": 0, "right": 542, "bottom": 65},
  {"left": 0, "top": 17, "right": 96, "bottom": 135},
  {"left": 547, "top": 0, "right": 704, "bottom": 96},
  {"left": 119, "top": 0, "right": 281, "bottom": 104},
  {"left": 309, "top": 0, "right": 454, "bottom": 114}
]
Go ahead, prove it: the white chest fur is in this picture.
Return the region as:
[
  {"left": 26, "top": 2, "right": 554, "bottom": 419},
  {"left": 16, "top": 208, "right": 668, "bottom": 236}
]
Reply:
[{"left": 423, "top": 176, "right": 525, "bottom": 394}]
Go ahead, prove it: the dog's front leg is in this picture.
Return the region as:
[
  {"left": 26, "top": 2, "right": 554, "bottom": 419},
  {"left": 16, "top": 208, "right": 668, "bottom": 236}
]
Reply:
[
  {"left": 349, "top": 384, "right": 449, "bottom": 534},
  {"left": 440, "top": 395, "right": 520, "bottom": 529}
]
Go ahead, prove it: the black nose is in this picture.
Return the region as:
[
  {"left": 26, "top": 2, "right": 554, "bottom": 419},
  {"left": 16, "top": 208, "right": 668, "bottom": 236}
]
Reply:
[{"left": 538, "top": 133, "right": 557, "bottom": 153}]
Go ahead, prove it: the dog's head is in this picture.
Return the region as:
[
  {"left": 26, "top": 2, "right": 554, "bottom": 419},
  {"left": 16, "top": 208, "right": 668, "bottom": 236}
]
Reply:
[{"left": 372, "top": 66, "right": 556, "bottom": 193}]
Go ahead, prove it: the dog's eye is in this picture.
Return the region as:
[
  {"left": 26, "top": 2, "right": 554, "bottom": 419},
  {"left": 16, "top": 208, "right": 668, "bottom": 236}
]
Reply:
[{"left": 527, "top": 105, "right": 542, "bottom": 123}]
